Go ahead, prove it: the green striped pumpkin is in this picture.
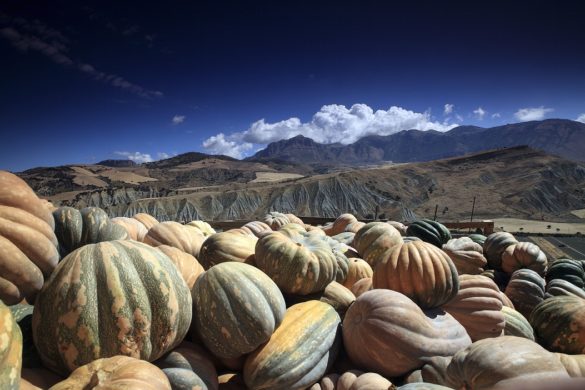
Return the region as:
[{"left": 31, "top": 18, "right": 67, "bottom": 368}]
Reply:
[
  {"left": 192, "top": 262, "right": 286, "bottom": 359},
  {"left": 0, "top": 299, "right": 22, "bottom": 390},
  {"left": 406, "top": 219, "right": 451, "bottom": 248},
  {"left": 155, "top": 341, "right": 218, "bottom": 390},
  {"left": 32, "top": 240, "right": 192, "bottom": 375}
]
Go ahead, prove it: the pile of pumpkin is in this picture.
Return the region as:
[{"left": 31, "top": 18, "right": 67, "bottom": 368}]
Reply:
[{"left": 2, "top": 169, "right": 585, "bottom": 390}]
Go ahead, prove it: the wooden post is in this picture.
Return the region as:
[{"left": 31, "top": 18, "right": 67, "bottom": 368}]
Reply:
[{"left": 433, "top": 204, "right": 438, "bottom": 221}]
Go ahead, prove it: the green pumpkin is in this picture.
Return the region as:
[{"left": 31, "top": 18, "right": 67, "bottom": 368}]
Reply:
[
  {"left": 243, "top": 301, "right": 341, "bottom": 390},
  {"left": 501, "top": 306, "right": 534, "bottom": 340},
  {"left": 406, "top": 219, "right": 451, "bottom": 248},
  {"left": 530, "top": 296, "right": 585, "bottom": 354},
  {"left": 8, "top": 303, "right": 42, "bottom": 368},
  {"left": 504, "top": 269, "right": 545, "bottom": 319},
  {"left": 467, "top": 233, "right": 487, "bottom": 246},
  {"left": 546, "top": 279, "right": 585, "bottom": 299},
  {"left": 32, "top": 240, "right": 192, "bottom": 375},
  {"left": 53, "top": 206, "right": 127, "bottom": 256},
  {"left": 155, "top": 341, "right": 219, "bottom": 390},
  {"left": 546, "top": 258, "right": 585, "bottom": 290},
  {"left": 0, "top": 299, "right": 22, "bottom": 390},
  {"left": 191, "top": 262, "right": 286, "bottom": 359}
]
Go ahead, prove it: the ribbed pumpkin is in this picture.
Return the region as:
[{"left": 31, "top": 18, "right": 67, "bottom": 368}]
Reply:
[
  {"left": 467, "top": 233, "right": 487, "bottom": 246},
  {"left": 0, "top": 299, "right": 22, "bottom": 390},
  {"left": 331, "top": 232, "right": 355, "bottom": 246},
  {"left": 504, "top": 268, "right": 545, "bottom": 318},
  {"left": 501, "top": 306, "right": 534, "bottom": 340},
  {"left": 48, "top": 356, "right": 171, "bottom": 390},
  {"left": 243, "top": 301, "right": 341, "bottom": 390},
  {"left": 111, "top": 217, "right": 149, "bottom": 241},
  {"left": 444, "top": 336, "right": 570, "bottom": 390},
  {"left": 387, "top": 220, "right": 407, "bottom": 236},
  {"left": 343, "top": 289, "right": 471, "bottom": 377},
  {"left": 157, "top": 245, "right": 205, "bottom": 289},
  {"left": 155, "top": 341, "right": 219, "bottom": 390},
  {"left": 350, "top": 277, "right": 372, "bottom": 297},
  {"left": 0, "top": 171, "right": 59, "bottom": 305},
  {"left": 442, "top": 274, "right": 505, "bottom": 341},
  {"left": 406, "top": 219, "right": 451, "bottom": 248},
  {"left": 198, "top": 231, "right": 257, "bottom": 269},
  {"left": 372, "top": 240, "right": 459, "bottom": 309},
  {"left": 285, "top": 213, "right": 304, "bottom": 225},
  {"left": 32, "top": 240, "right": 192, "bottom": 375},
  {"left": 186, "top": 220, "right": 216, "bottom": 237},
  {"left": 442, "top": 237, "right": 487, "bottom": 275},
  {"left": 255, "top": 231, "right": 349, "bottom": 295},
  {"left": 530, "top": 296, "right": 585, "bottom": 354},
  {"left": 132, "top": 213, "right": 159, "bottom": 230},
  {"left": 263, "top": 211, "right": 290, "bottom": 230},
  {"left": 192, "top": 262, "right": 285, "bottom": 359},
  {"left": 9, "top": 303, "right": 41, "bottom": 368},
  {"left": 554, "top": 353, "right": 585, "bottom": 378},
  {"left": 53, "top": 206, "right": 128, "bottom": 256},
  {"left": 307, "top": 373, "right": 339, "bottom": 390},
  {"left": 483, "top": 232, "right": 518, "bottom": 270},
  {"left": 323, "top": 213, "right": 359, "bottom": 236},
  {"left": 404, "top": 356, "right": 452, "bottom": 388},
  {"left": 352, "top": 222, "right": 402, "bottom": 267},
  {"left": 501, "top": 241, "right": 548, "bottom": 276},
  {"left": 546, "top": 279, "right": 585, "bottom": 299},
  {"left": 284, "top": 281, "right": 356, "bottom": 319},
  {"left": 342, "top": 258, "right": 373, "bottom": 289},
  {"left": 241, "top": 221, "right": 272, "bottom": 238},
  {"left": 332, "top": 371, "right": 393, "bottom": 390},
  {"left": 546, "top": 258, "right": 585, "bottom": 289},
  {"left": 278, "top": 223, "right": 308, "bottom": 237},
  {"left": 143, "top": 221, "right": 205, "bottom": 258}
]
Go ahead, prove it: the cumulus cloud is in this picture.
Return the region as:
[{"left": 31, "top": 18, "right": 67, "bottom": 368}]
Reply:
[
  {"left": 444, "top": 104, "right": 454, "bottom": 115},
  {"left": 514, "top": 106, "right": 554, "bottom": 122},
  {"left": 115, "top": 151, "right": 153, "bottom": 163},
  {"left": 577, "top": 114, "right": 585, "bottom": 123},
  {"left": 157, "top": 152, "right": 171, "bottom": 159},
  {"left": 202, "top": 104, "right": 459, "bottom": 158},
  {"left": 172, "top": 115, "right": 185, "bottom": 125},
  {"left": 492, "top": 113, "right": 501, "bottom": 118},
  {"left": 473, "top": 107, "right": 486, "bottom": 120},
  {"left": 0, "top": 17, "right": 162, "bottom": 99}
]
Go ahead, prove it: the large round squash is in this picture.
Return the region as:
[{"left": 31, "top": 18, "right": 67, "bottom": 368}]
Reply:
[
  {"left": 155, "top": 341, "right": 218, "bottom": 390},
  {"left": 501, "top": 242, "right": 547, "bottom": 276},
  {"left": 322, "top": 214, "right": 359, "bottom": 236},
  {"left": 352, "top": 222, "right": 402, "bottom": 267},
  {"left": 243, "top": 300, "right": 341, "bottom": 390},
  {"left": 372, "top": 240, "right": 459, "bottom": 309},
  {"left": 442, "top": 274, "right": 505, "bottom": 341},
  {"left": 442, "top": 237, "right": 486, "bottom": 275},
  {"left": 48, "top": 355, "right": 171, "bottom": 390},
  {"left": 504, "top": 268, "right": 545, "bottom": 319},
  {"left": 530, "top": 295, "right": 585, "bottom": 354},
  {"left": 0, "top": 171, "right": 59, "bottom": 304},
  {"left": 198, "top": 231, "right": 257, "bottom": 269},
  {"left": 406, "top": 219, "right": 451, "bottom": 248},
  {"left": 0, "top": 299, "right": 22, "bottom": 390},
  {"left": 255, "top": 231, "right": 349, "bottom": 295},
  {"left": 32, "top": 240, "right": 192, "bottom": 375},
  {"left": 263, "top": 212, "right": 291, "bottom": 230},
  {"left": 192, "top": 262, "right": 285, "bottom": 359},
  {"left": 143, "top": 221, "right": 205, "bottom": 258},
  {"left": 342, "top": 289, "right": 471, "bottom": 377},
  {"left": 342, "top": 258, "right": 373, "bottom": 289},
  {"left": 111, "top": 217, "right": 149, "bottom": 241},
  {"left": 483, "top": 232, "right": 518, "bottom": 270}
]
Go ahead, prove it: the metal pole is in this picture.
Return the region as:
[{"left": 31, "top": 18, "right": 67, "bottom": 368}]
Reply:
[
  {"left": 469, "top": 196, "right": 476, "bottom": 234},
  {"left": 433, "top": 204, "right": 438, "bottom": 221}
]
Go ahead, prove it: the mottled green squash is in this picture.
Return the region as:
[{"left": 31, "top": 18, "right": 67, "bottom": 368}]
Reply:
[
  {"left": 546, "top": 258, "right": 585, "bottom": 289},
  {"left": 504, "top": 268, "right": 545, "bottom": 319},
  {"left": 0, "top": 299, "right": 22, "bottom": 390},
  {"left": 284, "top": 281, "right": 356, "bottom": 319},
  {"left": 530, "top": 296, "right": 585, "bottom": 354},
  {"left": 32, "top": 240, "right": 192, "bottom": 375},
  {"left": 53, "top": 206, "right": 127, "bottom": 256},
  {"left": 192, "top": 262, "right": 285, "bottom": 359},
  {"left": 155, "top": 341, "right": 219, "bottom": 390},
  {"left": 243, "top": 301, "right": 341, "bottom": 390},
  {"left": 352, "top": 222, "right": 402, "bottom": 267},
  {"left": 406, "top": 219, "right": 451, "bottom": 248},
  {"left": 467, "top": 233, "right": 487, "bottom": 246},
  {"left": 198, "top": 231, "right": 257, "bottom": 269},
  {"left": 9, "top": 303, "right": 42, "bottom": 368},
  {"left": 501, "top": 306, "right": 534, "bottom": 340},
  {"left": 546, "top": 279, "right": 585, "bottom": 299}
]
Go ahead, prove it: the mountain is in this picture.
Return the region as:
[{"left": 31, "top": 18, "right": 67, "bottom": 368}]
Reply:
[
  {"left": 96, "top": 159, "right": 137, "bottom": 168},
  {"left": 248, "top": 119, "right": 585, "bottom": 164}
]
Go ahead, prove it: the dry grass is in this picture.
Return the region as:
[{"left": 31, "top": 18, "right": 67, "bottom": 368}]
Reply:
[
  {"left": 250, "top": 172, "right": 304, "bottom": 183},
  {"left": 571, "top": 209, "right": 585, "bottom": 219},
  {"left": 492, "top": 218, "right": 585, "bottom": 235},
  {"left": 99, "top": 170, "right": 158, "bottom": 184}
]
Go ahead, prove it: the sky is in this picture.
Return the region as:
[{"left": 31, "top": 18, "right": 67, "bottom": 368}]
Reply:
[{"left": 1, "top": 0, "right": 585, "bottom": 171}]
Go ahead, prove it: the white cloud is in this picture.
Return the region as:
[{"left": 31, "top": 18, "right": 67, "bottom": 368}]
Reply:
[
  {"left": 202, "top": 133, "right": 254, "bottom": 158},
  {"left": 444, "top": 104, "right": 454, "bottom": 115},
  {"left": 577, "top": 114, "right": 585, "bottom": 123},
  {"left": 157, "top": 152, "right": 170, "bottom": 160},
  {"left": 115, "top": 151, "right": 153, "bottom": 164},
  {"left": 514, "top": 106, "right": 554, "bottom": 122},
  {"left": 172, "top": 115, "right": 185, "bottom": 125},
  {"left": 492, "top": 113, "right": 501, "bottom": 118},
  {"left": 473, "top": 107, "right": 486, "bottom": 120}
]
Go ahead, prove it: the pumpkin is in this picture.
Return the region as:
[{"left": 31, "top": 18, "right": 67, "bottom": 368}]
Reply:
[
  {"left": 442, "top": 274, "right": 505, "bottom": 341},
  {"left": 504, "top": 268, "right": 545, "bottom": 318},
  {"left": 48, "top": 355, "right": 171, "bottom": 390},
  {"left": 350, "top": 277, "right": 372, "bottom": 297},
  {"left": 467, "top": 233, "right": 487, "bottom": 246},
  {"left": 255, "top": 231, "right": 349, "bottom": 295},
  {"left": 53, "top": 207, "right": 128, "bottom": 256},
  {"left": 111, "top": 217, "right": 148, "bottom": 241},
  {"left": 243, "top": 301, "right": 341, "bottom": 390},
  {"left": 352, "top": 222, "right": 402, "bottom": 267},
  {"left": 0, "top": 299, "right": 22, "bottom": 390},
  {"left": 308, "top": 373, "right": 339, "bottom": 390},
  {"left": 198, "top": 231, "right": 257, "bottom": 269},
  {"left": 240, "top": 221, "right": 272, "bottom": 238},
  {"left": 554, "top": 353, "right": 585, "bottom": 377},
  {"left": 405, "top": 356, "right": 453, "bottom": 388},
  {"left": 186, "top": 220, "right": 216, "bottom": 237},
  {"left": 155, "top": 341, "right": 219, "bottom": 390},
  {"left": 285, "top": 213, "right": 304, "bottom": 225},
  {"left": 323, "top": 214, "right": 359, "bottom": 236},
  {"left": 406, "top": 219, "right": 451, "bottom": 248},
  {"left": 480, "top": 269, "right": 510, "bottom": 291},
  {"left": 156, "top": 245, "right": 205, "bottom": 289},
  {"left": 192, "top": 262, "right": 285, "bottom": 359},
  {"left": 372, "top": 240, "right": 459, "bottom": 309},
  {"left": 443, "top": 336, "right": 569, "bottom": 390},
  {"left": 335, "top": 371, "right": 393, "bottom": 390},
  {"left": 501, "top": 242, "right": 547, "bottom": 276},
  {"left": 342, "top": 258, "right": 373, "bottom": 289},
  {"left": 483, "top": 232, "right": 518, "bottom": 270},
  {"left": 530, "top": 295, "right": 585, "bottom": 354},
  {"left": 9, "top": 303, "right": 41, "bottom": 368},
  {"left": 399, "top": 384, "right": 453, "bottom": 390},
  {"left": 278, "top": 223, "right": 308, "bottom": 237},
  {"left": 342, "top": 289, "right": 471, "bottom": 377},
  {"left": 331, "top": 232, "right": 356, "bottom": 246},
  {"left": 0, "top": 171, "right": 59, "bottom": 304},
  {"left": 501, "top": 306, "right": 534, "bottom": 340},
  {"left": 132, "top": 213, "right": 159, "bottom": 230},
  {"left": 263, "top": 211, "right": 291, "bottom": 230},
  {"left": 284, "top": 281, "right": 356, "bottom": 319},
  {"left": 143, "top": 221, "right": 205, "bottom": 258},
  {"left": 547, "top": 278, "right": 585, "bottom": 299},
  {"left": 387, "top": 220, "right": 407, "bottom": 236},
  {"left": 32, "top": 240, "right": 192, "bottom": 375},
  {"left": 546, "top": 258, "right": 585, "bottom": 289},
  {"left": 442, "top": 237, "right": 486, "bottom": 275}
]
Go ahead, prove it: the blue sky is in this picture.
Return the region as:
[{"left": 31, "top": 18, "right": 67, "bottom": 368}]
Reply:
[{"left": 1, "top": 1, "right": 584, "bottom": 171}]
